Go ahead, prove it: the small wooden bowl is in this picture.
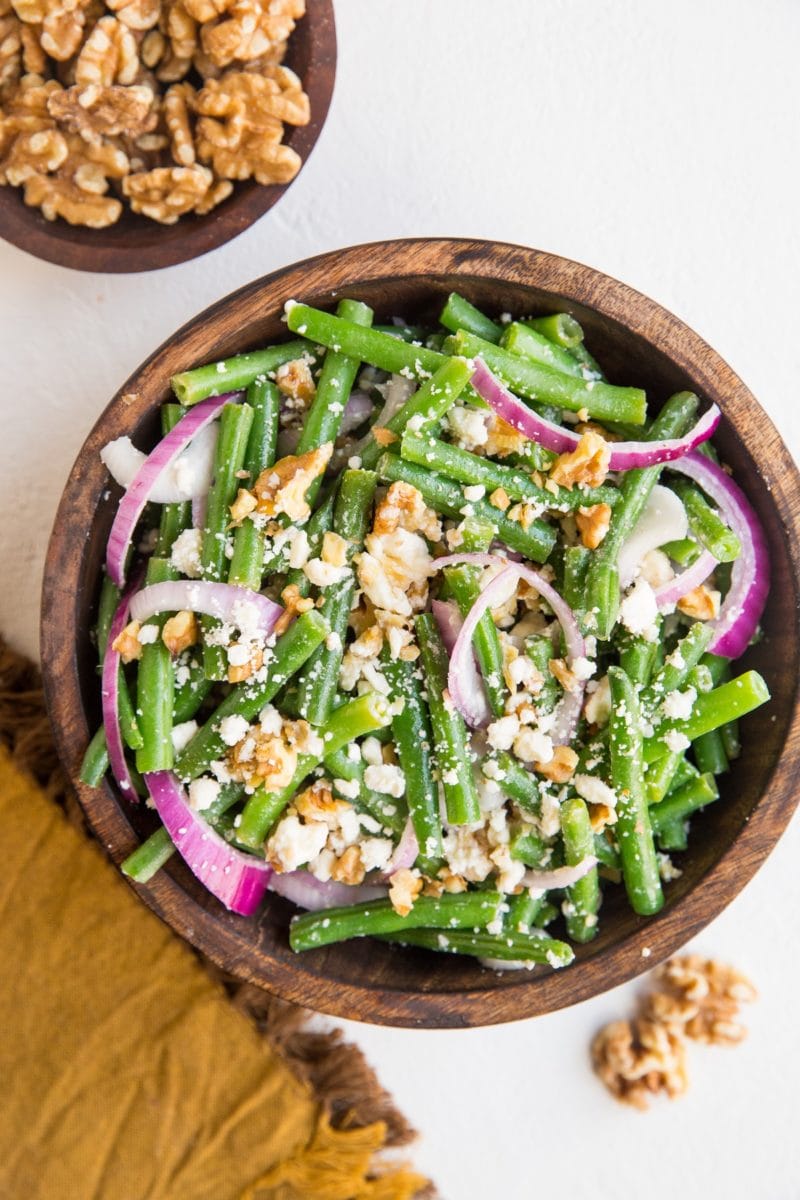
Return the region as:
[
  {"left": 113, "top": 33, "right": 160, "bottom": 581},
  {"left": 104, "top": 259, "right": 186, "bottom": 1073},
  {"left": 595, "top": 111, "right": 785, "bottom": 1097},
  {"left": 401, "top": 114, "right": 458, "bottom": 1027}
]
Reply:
[
  {"left": 0, "top": 3, "right": 335, "bottom": 273},
  {"left": 41, "top": 239, "right": 800, "bottom": 1027}
]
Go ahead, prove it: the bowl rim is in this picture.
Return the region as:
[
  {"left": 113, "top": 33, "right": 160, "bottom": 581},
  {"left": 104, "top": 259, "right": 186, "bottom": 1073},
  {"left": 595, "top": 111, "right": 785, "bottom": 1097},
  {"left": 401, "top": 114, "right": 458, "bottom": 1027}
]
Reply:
[
  {"left": 40, "top": 237, "right": 800, "bottom": 1027},
  {"left": 0, "top": 1, "right": 336, "bottom": 274}
]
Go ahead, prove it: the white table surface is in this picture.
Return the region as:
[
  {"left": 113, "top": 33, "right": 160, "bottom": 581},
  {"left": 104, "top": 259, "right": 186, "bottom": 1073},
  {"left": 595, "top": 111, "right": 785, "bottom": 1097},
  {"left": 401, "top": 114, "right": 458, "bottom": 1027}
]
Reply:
[{"left": 2, "top": 1, "right": 799, "bottom": 1195}]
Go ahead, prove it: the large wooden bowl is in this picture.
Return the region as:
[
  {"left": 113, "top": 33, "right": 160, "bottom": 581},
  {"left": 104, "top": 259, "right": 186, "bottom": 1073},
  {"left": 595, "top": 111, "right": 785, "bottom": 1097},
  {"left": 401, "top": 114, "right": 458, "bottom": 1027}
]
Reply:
[
  {"left": 41, "top": 239, "right": 800, "bottom": 1027},
  {"left": 0, "top": 3, "right": 335, "bottom": 273}
]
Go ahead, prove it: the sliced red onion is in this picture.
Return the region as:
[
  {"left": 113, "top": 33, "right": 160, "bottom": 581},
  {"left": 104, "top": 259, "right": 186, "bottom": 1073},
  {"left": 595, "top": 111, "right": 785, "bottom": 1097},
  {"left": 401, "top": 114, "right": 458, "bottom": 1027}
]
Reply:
[
  {"left": 340, "top": 389, "right": 374, "bottom": 435},
  {"left": 130, "top": 580, "right": 282, "bottom": 636},
  {"left": 386, "top": 817, "right": 420, "bottom": 874},
  {"left": 191, "top": 494, "right": 207, "bottom": 530},
  {"left": 654, "top": 548, "right": 718, "bottom": 610},
  {"left": 436, "top": 555, "right": 586, "bottom": 743},
  {"left": 106, "top": 392, "right": 240, "bottom": 587},
  {"left": 523, "top": 856, "right": 598, "bottom": 894},
  {"left": 100, "top": 421, "right": 218, "bottom": 504},
  {"left": 101, "top": 564, "right": 145, "bottom": 800},
  {"left": 471, "top": 360, "right": 720, "bottom": 470},
  {"left": 668, "top": 452, "right": 770, "bottom": 657},
  {"left": 144, "top": 770, "right": 270, "bottom": 915},
  {"left": 432, "top": 598, "right": 490, "bottom": 727},
  {"left": 269, "top": 870, "right": 387, "bottom": 911}
]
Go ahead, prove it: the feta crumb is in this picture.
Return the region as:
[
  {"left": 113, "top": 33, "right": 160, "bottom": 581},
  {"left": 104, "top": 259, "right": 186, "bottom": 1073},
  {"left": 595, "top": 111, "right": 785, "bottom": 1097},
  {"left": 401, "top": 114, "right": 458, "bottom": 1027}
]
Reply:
[
  {"left": 463, "top": 484, "right": 486, "bottom": 502},
  {"left": 259, "top": 704, "right": 282, "bottom": 734},
  {"left": 360, "top": 837, "right": 393, "bottom": 872},
  {"left": 227, "top": 643, "right": 251, "bottom": 667},
  {"left": 268, "top": 815, "right": 328, "bottom": 872},
  {"left": 364, "top": 762, "right": 406, "bottom": 797},
  {"left": 661, "top": 686, "right": 697, "bottom": 721},
  {"left": 664, "top": 729, "right": 691, "bottom": 753},
  {"left": 486, "top": 714, "right": 520, "bottom": 751},
  {"left": 361, "top": 736, "right": 384, "bottom": 766},
  {"left": 171, "top": 719, "right": 198, "bottom": 753},
  {"left": 218, "top": 714, "right": 250, "bottom": 746},
  {"left": 513, "top": 727, "right": 553, "bottom": 764},
  {"left": 619, "top": 577, "right": 659, "bottom": 641},
  {"left": 333, "top": 776, "right": 360, "bottom": 800},
  {"left": 303, "top": 557, "right": 350, "bottom": 588},
  {"left": 573, "top": 773, "right": 617, "bottom": 811},
  {"left": 170, "top": 528, "right": 203, "bottom": 578},
  {"left": 188, "top": 776, "right": 221, "bottom": 811}
]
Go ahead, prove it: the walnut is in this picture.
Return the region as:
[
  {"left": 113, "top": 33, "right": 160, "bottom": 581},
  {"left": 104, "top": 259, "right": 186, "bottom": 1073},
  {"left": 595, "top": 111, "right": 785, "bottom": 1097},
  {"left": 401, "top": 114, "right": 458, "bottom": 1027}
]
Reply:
[
  {"left": 122, "top": 162, "right": 231, "bottom": 222},
  {"left": 47, "top": 83, "right": 158, "bottom": 145},
  {"left": 488, "top": 486, "right": 510, "bottom": 511},
  {"left": 576, "top": 502, "right": 611, "bottom": 550},
  {"left": 591, "top": 1018, "right": 688, "bottom": 1110},
  {"left": 535, "top": 745, "right": 578, "bottom": 782},
  {"left": 19, "top": 23, "right": 46, "bottom": 72},
  {"left": 112, "top": 619, "right": 143, "bottom": 662},
  {"left": 200, "top": 0, "right": 304, "bottom": 69},
  {"left": 330, "top": 844, "right": 365, "bottom": 886},
  {"left": 372, "top": 426, "right": 397, "bottom": 447},
  {"left": 12, "top": 0, "right": 94, "bottom": 62},
  {"left": 550, "top": 431, "right": 611, "bottom": 490},
  {"left": 293, "top": 782, "right": 338, "bottom": 824},
  {"left": 349, "top": 623, "right": 383, "bottom": 660},
  {"left": 645, "top": 955, "right": 756, "bottom": 1045},
  {"left": 321, "top": 530, "right": 347, "bottom": 569},
  {"left": 226, "top": 642, "right": 263, "bottom": 683},
  {"left": 163, "top": 78, "right": 194, "bottom": 162},
  {"left": 677, "top": 584, "right": 721, "bottom": 621},
  {"left": 389, "top": 867, "right": 422, "bottom": 917},
  {"left": 484, "top": 413, "right": 528, "bottom": 459},
  {"left": 251, "top": 443, "right": 332, "bottom": 523},
  {"left": 161, "top": 608, "right": 198, "bottom": 655},
  {"left": 1, "top": 122, "right": 67, "bottom": 183},
  {"left": 275, "top": 356, "right": 315, "bottom": 404},
  {"left": 195, "top": 68, "right": 305, "bottom": 184},
  {"left": 181, "top": 0, "right": 229, "bottom": 21},
  {"left": 227, "top": 725, "right": 297, "bottom": 791},
  {"left": 372, "top": 481, "right": 441, "bottom": 541},
  {"left": 549, "top": 657, "right": 580, "bottom": 694},
  {"left": 507, "top": 501, "right": 541, "bottom": 531},
  {"left": 75, "top": 16, "right": 139, "bottom": 86},
  {"left": 229, "top": 485, "right": 257, "bottom": 524},
  {"left": 23, "top": 129, "right": 127, "bottom": 226},
  {"left": 273, "top": 581, "right": 314, "bottom": 635},
  {"left": 106, "top": 0, "right": 160, "bottom": 30},
  {"left": 140, "top": 26, "right": 165, "bottom": 66},
  {"left": 0, "top": 14, "right": 22, "bottom": 100}
]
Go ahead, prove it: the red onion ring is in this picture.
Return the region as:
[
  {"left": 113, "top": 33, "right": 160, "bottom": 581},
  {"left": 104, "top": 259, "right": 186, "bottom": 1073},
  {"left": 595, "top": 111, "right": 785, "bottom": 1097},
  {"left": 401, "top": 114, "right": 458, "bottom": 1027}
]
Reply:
[
  {"left": 106, "top": 392, "right": 240, "bottom": 587},
  {"left": 385, "top": 817, "right": 420, "bottom": 874},
  {"left": 523, "top": 856, "right": 598, "bottom": 893},
  {"left": 431, "top": 598, "right": 491, "bottom": 727},
  {"left": 471, "top": 360, "right": 720, "bottom": 470},
  {"left": 653, "top": 548, "right": 718, "bottom": 610},
  {"left": 144, "top": 770, "right": 270, "bottom": 915},
  {"left": 101, "top": 564, "right": 145, "bottom": 800},
  {"left": 269, "top": 870, "right": 387, "bottom": 911},
  {"left": 130, "top": 580, "right": 282, "bottom": 635},
  {"left": 669, "top": 452, "right": 770, "bottom": 657}
]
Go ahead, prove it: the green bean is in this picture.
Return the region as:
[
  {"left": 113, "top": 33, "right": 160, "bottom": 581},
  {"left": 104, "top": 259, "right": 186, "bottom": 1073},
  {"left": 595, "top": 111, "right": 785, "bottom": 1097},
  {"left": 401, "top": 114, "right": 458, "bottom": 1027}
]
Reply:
[
  {"left": 505, "top": 889, "right": 548, "bottom": 931},
  {"left": 509, "top": 829, "right": 553, "bottom": 867},
  {"left": 171, "top": 340, "right": 313, "bottom": 406},
  {"left": 524, "top": 312, "right": 584, "bottom": 350},
  {"left": 645, "top": 750, "right": 686, "bottom": 805},
  {"left": 562, "top": 545, "right": 592, "bottom": 615},
  {"left": 175, "top": 609, "right": 328, "bottom": 781},
  {"left": 286, "top": 303, "right": 446, "bottom": 378},
  {"left": 400, "top": 430, "right": 618, "bottom": 512},
  {"left": 172, "top": 657, "right": 214, "bottom": 723},
  {"left": 641, "top": 622, "right": 715, "bottom": 714},
  {"left": 561, "top": 798, "right": 600, "bottom": 943},
  {"left": 156, "top": 404, "right": 192, "bottom": 556},
  {"left": 80, "top": 724, "right": 110, "bottom": 786},
  {"left": 135, "top": 557, "right": 176, "bottom": 774},
  {"left": 667, "top": 756, "right": 702, "bottom": 794},
  {"left": 481, "top": 751, "right": 541, "bottom": 815},
  {"left": 96, "top": 574, "right": 143, "bottom": 751},
  {"left": 228, "top": 379, "right": 280, "bottom": 590},
  {"left": 236, "top": 691, "right": 392, "bottom": 849},
  {"left": 443, "top": 564, "right": 507, "bottom": 719},
  {"left": 379, "top": 926, "right": 574, "bottom": 966},
  {"left": 656, "top": 819, "right": 688, "bottom": 852},
  {"left": 649, "top": 772, "right": 719, "bottom": 836},
  {"left": 415, "top": 613, "right": 480, "bottom": 826},
  {"left": 444, "top": 330, "right": 647, "bottom": 425},
  {"left": 295, "top": 469, "right": 377, "bottom": 725},
  {"left": 721, "top": 719, "right": 741, "bottom": 761},
  {"left": 669, "top": 480, "right": 741, "bottom": 563},
  {"left": 324, "top": 746, "right": 405, "bottom": 835},
  {"left": 643, "top": 671, "right": 769, "bottom": 764},
  {"left": 357, "top": 357, "right": 473, "bottom": 470},
  {"left": 199, "top": 400, "right": 254, "bottom": 678},
  {"left": 121, "top": 781, "right": 245, "bottom": 883},
  {"left": 693, "top": 729, "right": 729, "bottom": 775},
  {"left": 533, "top": 901, "right": 560, "bottom": 928},
  {"left": 290, "top": 891, "right": 503, "bottom": 952},
  {"left": 459, "top": 513, "right": 495, "bottom": 552},
  {"left": 524, "top": 638, "right": 560, "bottom": 715},
  {"left": 584, "top": 392, "right": 700, "bottom": 639},
  {"left": 618, "top": 630, "right": 660, "bottom": 686},
  {"left": 377, "top": 454, "right": 557, "bottom": 563},
  {"left": 608, "top": 666, "right": 664, "bottom": 915},
  {"left": 660, "top": 537, "right": 702, "bottom": 566},
  {"left": 593, "top": 832, "right": 621, "bottom": 871},
  {"left": 380, "top": 647, "right": 443, "bottom": 871},
  {"left": 439, "top": 292, "right": 503, "bottom": 343},
  {"left": 501, "top": 321, "right": 588, "bottom": 378},
  {"left": 374, "top": 324, "right": 427, "bottom": 342}
]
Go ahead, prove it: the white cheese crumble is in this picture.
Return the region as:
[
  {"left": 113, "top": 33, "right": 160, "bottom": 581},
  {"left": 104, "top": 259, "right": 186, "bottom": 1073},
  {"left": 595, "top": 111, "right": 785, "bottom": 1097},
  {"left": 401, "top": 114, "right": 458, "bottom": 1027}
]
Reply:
[
  {"left": 661, "top": 686, "right": 697, "bottom": 721},
  {"left": 269, "top": 815, "right": 328, "bottom": 872},
  {"left": 664, "top": 729, "right": 691, "bottom": 753},
  {"left": 218, "top": 714, "right": 250, "bottom": 746},
  {"left": 171, "top": 720, "right": 198, "bottom": 753},
  {"left": 170, "top": 528, "right": 203, "bottom": 578},
  {"left": 364, "top": 762, "right": 406, "bottom": 797},
  {"left": 573, "top": 774, "right": 618, "bottom": 811},
  {"left": 619, "top": 577, "right": 660, "bottom": 641},
  {"left": 188, "top": 776, "right": 221, "bottom": 811},
  {"left": 486, "top": 715, "right": 520, "bottom": 751},
  {"left": 137, "top": 623, "right": 159, "bottom": 645}
]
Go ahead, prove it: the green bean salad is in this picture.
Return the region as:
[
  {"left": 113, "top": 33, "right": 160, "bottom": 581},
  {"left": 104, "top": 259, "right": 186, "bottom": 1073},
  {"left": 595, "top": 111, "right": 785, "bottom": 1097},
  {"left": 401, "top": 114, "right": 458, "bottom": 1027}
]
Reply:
[{"left": 83, "top": 291, "right": 771, "bottom": 971}]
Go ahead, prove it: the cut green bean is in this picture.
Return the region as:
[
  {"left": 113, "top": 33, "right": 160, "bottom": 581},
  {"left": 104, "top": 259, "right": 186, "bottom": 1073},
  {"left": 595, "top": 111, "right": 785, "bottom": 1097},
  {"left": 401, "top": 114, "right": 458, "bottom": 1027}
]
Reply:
[
  {"left": 660, "top": 537, "right": 702, "bottom": 565},
  {"left": 80, "top": 724, "right": 110, "bottom": 786},
  {"left": 379, "top": 926, "right": 574, "bottom": 966},
  {"left": 324, "top": 746, "right": 405, "bottom": 835},
  {"left": 357, "top": 357, "right": 473, "bottom": 470},
  {"left": 608, "top": 666, "right": 664, "bottom": 915},
  {"left": 286, "top": 303, "right": 446, "bottom": 378},
  {"left": 481, "top": 750, "right": 541, "bottom": 814},
  {"left": 505, "top": 889, "right": 548, "bottom": 931},
  {"left": 509, "top": 828, "right": 553, "bottom": 867},
  {"left": 96, "top": 574, "right": 142, "bottom": 751},
  {"left": 524, "top": 312, "right": 584, "bottom": 350},
  {"left": 444, "top": 563, "right": 507, "bottom": 719},
  {"left": 415, "top": 613, "right": 480, "bottom": 826},
  {"left": 121, "top": 781, "right": 246, "bottom": 883},
  {"left": 669, "top": 479, "right": 742, "bottom": 563},
  {"left": 618, "top": 630, "right": 660, "bottom": 686},
  {"left": 562, "top": 545, "right": 592, "bottom": 615},
  {"left": 524, "top": 638, "right": 560, "bottom": 715},
  {"left": 561, "top": 798, "right": 601, "bottom": 943},
  {"left": 135, "top": 557, "right": 176, "bottom": 775},
  {"left": 228, "top": 378, "right": 280, "bottom": 590},
  {"left": 641, "top": 622, "right": 715, "bottom": 714},
  {"left": 290, "top": 891, "right": 503, "bottom": 952},
  {"left": 649, "top": 772, "right": 719, "bottom": 836},
  {"left": 377, "top": 454, "right": 557, "bottom": 563},
  {"left": 644, "top": 671, "right": 770, "bottom": 763},
  {"left": 501, "top": 321, "right": 588, "bottom": 379},
  {"left": 439, "top": 292, "right": 503, "bottom": 343},
  {"left": 171, "top": 340, "right": 313, "bottom": 406}
]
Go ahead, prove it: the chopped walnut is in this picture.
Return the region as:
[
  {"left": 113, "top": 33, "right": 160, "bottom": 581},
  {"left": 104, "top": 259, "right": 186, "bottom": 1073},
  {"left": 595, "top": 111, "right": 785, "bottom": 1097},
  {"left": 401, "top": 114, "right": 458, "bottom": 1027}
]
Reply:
[
  {"left": 0, "top": 14, "right": 22, "bottom": 100},
  {"left": 576, "top": 502, "right": 611, "bottom": 550},
  {"left": 227, "top": 724, "right": 297, "bottom": 791},
  {"left": 106, "top": 0, "right": 160, "bottom": 30},
  {"left": 1, "top": 122, "right": 67, "bottom": 184},
  {"left": 112, "top": 619, "right": 143, "bottom": 662},
  {"left": 506, "top": 502, "right": 541, "bottom": 531},
  {"left": 488, "top": 486, "right": 510, "bottom": 511},
  {"left": 275, "top": 356, "right": 315, "bottom": 404},
  {"left": 484, "top": 413, "right": 528, "bottom": 459},
  {"left": 349, "top": 623, "right": 384, "bottom": 660},
  {"left": 75, "top": 16, "right": 139, "bottom": 86},
  {"left": 122, "top": 162, "right": 230, "bottom": 222},
  {"left": 388, "top": 867, "right": 422, "bottom": 917},
  {"left": 591, "top": 1018, "right": 688, "bottom": 1110},
  {"left": 195, "top": 67, "right": 306, "bottom": 184},
  {"left": 251, "top": 443, "right": 332, "bottom": 523},
  {"left": 535, "top": 744, "right": 578, "bottom": 782},
  {"left": 372, "top": 480, "right": 441, "bottom": 541},
  {"left": 161, "top": 608, "right": 198, "bottom": 655},
  {"left": 23, "top": 128, "right": 128, "bottom": 226},
  {"left": 370, "top": 426, "right": 395, "bottom": 447},
  {"left": 321, "top": 530, "right": 348, "bottom": 568},
  {"left": 163, "top": 79, "right": 194, "bottom": 163},
  {"left": 645, "top": 955, "right": 757, "bottom": 1045},
  {"left": 200, "top": 0, "right": 304, "bottom": 69},
  {"left": 550, "top": 431, "right": 611, "bottom": 490},
  {"left": 677, "top": 584, "right": 721, "bottom": 621},
  {"left": 226, "top": 643, "right": 263, "bottom": 683},
  {"left": 12, "top": 0, "right": 94, "bottom": 62},
  {"left": 274, "top": 582, "right": 314, "bottom": 635},
  {"left": 330, "top": 844, "right": 365, "bottom": 886},
  {"left": 357, "top": 527, "right": 432, "bottom": 618},
  {"left": 47, "top": 83, "right": 158, "bottom": 145},
  {"left": 549, "top": 657, "right": 580, "bottom": 694},
  {"left": 229, "top": 485, "right": 257, "bottom": 525}
]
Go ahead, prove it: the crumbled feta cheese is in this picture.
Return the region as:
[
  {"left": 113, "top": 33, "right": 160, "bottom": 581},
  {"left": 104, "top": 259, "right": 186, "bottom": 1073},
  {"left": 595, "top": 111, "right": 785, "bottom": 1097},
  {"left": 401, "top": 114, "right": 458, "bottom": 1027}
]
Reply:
[
  {"left": 584, "top": 675, "right": 611, "bottom": 726},
  {"left": 513, "top": 727, "right": 553, "bottom": 764},
  {"left": 137, "top": 623, "right": 159, "bottom": 645},
  {"left": 288, "top": 527, "right": 310, "bottom": 569},
  {"left": 446, "top": 405, "right": 489, "bottom": 450},
  {"left": 360, "top": 837, "right": 394, "bottom": 873},
  {"left": 188, "top": 776, "right": 221, "bottom": 811},
  {"left": 361, "top": 736, "right": 384, "bottom": 766},
  {"left": 333, "top": 777, "right": 360, "bottom": 800},
  {"left": 218, "top": 714, "right": 250, "bottom": 746},
  {"left": 325, "top": 631, "right": 343, "bottom": 652},
  {"left": 486, "top": 714, "right": 520, "bottom": 751},
  {"left": 171, "top": 719, "right": 198, "bottom": 753},
  {"left": 463, "top": 484, "right": 486, "bottom": 502},
  {"left": 227, "top": 643, "right": 251, "bottom": 667},
  {"left": 619, "top": 577, "right": 659, "bottom": 641},
  {"left": 364, "top": 762, "right": 406, "bottom": 797},
  {"left": 357, "top": 527, "right": 432, "bottom": 616},
  {"left": 571, "top": 655, "right": 596, "bottom": 682},
  {"left": 170, "top": 527, "right": 203, "bottom": 578},
  {"left": 443, "top": 825, "right": 493, "bottom": 881},
  {"left": 303, "top": 557, "right": 350, "bottom": 588},
  {"left": 268, "top": 815, "right": 329, "bottom": 872},
  {"left": 259, "top": 703, "right": 282, "bottom": 734},
  {"left": 662, "top": 686, "right": 697, "bottom": 721},
  {"left": 209, "top": 758, "right": 233, "bottom": 784},
  {"left": 573, "top": 773, "right": 617, "bottom": 811},
  {"left": 657, "top": 852, "right": 683, "bottom": 882},
  {"left": 664, "top": 729, "right": 691, "bottom": 753}
]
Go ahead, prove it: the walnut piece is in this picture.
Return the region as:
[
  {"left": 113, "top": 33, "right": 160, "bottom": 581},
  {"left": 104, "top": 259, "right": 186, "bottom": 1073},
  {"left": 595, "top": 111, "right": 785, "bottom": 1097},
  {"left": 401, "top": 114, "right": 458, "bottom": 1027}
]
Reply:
[
  {"left": 12, "top": 0, "right": 94, "bottom": 62},
  {"left": 645, "top": 955, "right": 757, "bottom": 1045},
  {"left": 677, "top": 584, "right": 721, "bottom": 621},
  {"left": 227, "top": 724, "right": 297, "bottom": 791},
  {"left": 251, "top": 443, "right": 332, "bottom": 523},
  {"left": 163, "top": 78, "right": 194, "bottom": 162},
  {"left": 389, "top": 867, "right": 422, "bottom": 917},
  {"left": 372, "top": 481, "right": 441, "bottom": 542},
  {"left": 122, "top": 162, "right": 231, "bottom": 222},
  {"left": 161, "top": 608, "right": 198, "bottom": 655},
  {"left": 275, "top": 356, "right": 315, "bottom": 404},
  {"left": 200, "top": 0, "right": 304, "bottom": 69},
  {"left": 47, "top": 83, "right": 158, "bottom": 145},
  {"left": 106, "top": 0, "right": 160, "bottom": 30},
  {"left": 330, "top": 844, "right": 365, "bottom": 886},
  {"left": 548, "top": 657, "right": 580, "bottom": 694},
  {"left": 550, "top": 431, "right": 611, "bottom": 490},
  {"left": 576, "top": 502, "right": 611, "bottom": 550},
  {"left": 274, "top": 581, "right": 314, "bottom": 635},
  {"left": 112, "top": 619, "right": 143, "bottom": 662},
  {"left": 591, "top": 1018, "right": 688, "bottom": 1111},
  {"left": 0, "top": 14, "right": 22, "bottom": 101},
  {"left": 75, "top": 16, "right": 139, "bottom": 85},
  {"left": 484, "top": 413, "right": 528, "bottom": 459},
  {"left": 24, "top": 128, "right": 127, "bottom": 226},
  {"left": 535, "top": 745, "right": 578, "bottom": 782},
  {"left": 195, "top": 66, "right": 306, "bottom": 184}
]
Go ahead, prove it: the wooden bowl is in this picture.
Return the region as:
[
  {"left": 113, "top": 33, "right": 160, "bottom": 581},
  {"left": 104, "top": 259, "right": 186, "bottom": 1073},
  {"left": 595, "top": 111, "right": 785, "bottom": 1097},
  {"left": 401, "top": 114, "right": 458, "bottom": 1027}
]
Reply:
[
  {"left": 0, "top": 3, "right": 335, "bottom": 273},
  {"left": 41, "top": 239, "right": 800, "bottom": 1027}
]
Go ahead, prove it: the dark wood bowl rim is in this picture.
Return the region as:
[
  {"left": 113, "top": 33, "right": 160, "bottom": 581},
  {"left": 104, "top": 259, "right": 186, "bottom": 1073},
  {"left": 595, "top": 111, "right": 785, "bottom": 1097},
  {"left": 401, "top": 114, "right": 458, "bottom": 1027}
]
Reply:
[
  {"left": 40, "top": 238, "right": 800, "bottom": 1027},
  {"left": 0, "top": 2, "right": 336, "bottom": 274}
]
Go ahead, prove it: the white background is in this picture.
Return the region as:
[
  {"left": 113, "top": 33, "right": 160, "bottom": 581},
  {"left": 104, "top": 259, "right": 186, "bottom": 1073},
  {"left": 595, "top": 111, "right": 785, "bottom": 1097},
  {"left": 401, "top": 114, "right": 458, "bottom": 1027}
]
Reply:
[{"left": 2, "top": 1, "right": 798, "bottom": 1196}]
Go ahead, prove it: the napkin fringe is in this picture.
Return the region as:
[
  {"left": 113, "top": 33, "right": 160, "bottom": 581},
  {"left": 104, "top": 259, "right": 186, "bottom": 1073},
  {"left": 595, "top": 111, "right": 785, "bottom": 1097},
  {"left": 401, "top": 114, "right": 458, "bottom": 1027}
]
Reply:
[{"left": 0, "top": 638, "right": 434, "bottom": 1200}]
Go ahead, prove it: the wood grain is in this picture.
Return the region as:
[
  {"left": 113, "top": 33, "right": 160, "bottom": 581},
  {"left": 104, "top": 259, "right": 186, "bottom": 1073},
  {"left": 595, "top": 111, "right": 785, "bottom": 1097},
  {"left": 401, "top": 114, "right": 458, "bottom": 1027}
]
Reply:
[
  {"left": 40, "top": 239, "right": 800, "bottom": 1027},
  {"left": 0, "top": 3, "right": 336, "bottom": 274}
]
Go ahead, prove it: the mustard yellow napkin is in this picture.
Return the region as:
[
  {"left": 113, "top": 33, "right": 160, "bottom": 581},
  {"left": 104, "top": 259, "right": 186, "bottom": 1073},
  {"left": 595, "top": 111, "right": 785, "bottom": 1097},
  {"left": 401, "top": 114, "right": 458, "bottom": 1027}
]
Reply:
[{"left": 0, "top": 745, "right": 427, "bottom": 1200}]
